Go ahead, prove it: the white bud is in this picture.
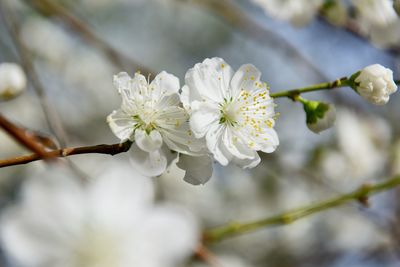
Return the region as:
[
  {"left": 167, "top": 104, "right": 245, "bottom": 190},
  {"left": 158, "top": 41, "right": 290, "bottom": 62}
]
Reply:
[
  {"left": 0, "top": 63, "right": 27, "bottom": 101},
  {"left": 354, "top": 64, "right": 398, "bottom": 105}
]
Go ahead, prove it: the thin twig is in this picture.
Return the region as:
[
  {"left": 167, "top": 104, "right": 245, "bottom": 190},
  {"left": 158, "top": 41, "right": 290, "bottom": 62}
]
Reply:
[
  {"left": 203, "top": 175, "right": 400, "bottom": 243},
  {"left": 0, "top": 141, "right": 132, "bottom": 168},
  {"left": 0, "top": 114, "right": 51, "bottom": 160},
  {"left": 194, "top": 244, "right": 222, "bottom": 267}
]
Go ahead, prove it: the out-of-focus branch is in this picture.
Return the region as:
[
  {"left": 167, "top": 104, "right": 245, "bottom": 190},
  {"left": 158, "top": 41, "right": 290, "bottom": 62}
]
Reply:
[
  {"left": 25, "top": 0, "right": 152, "bottom": 75},
  {"left": 204, "top": 175, "right": 400, "bottom": 243},
  {"left": 0, "top": 2, "right": 69, "bottom": 147},
  {"left": 0, "top": 114, "right": 52, "bottom": 160},
  {"left": 0, "top": 141, "right": 132, "bottom": 168},
  {"left": 189, "top": 0, "right": 328, "bottom": 81}
]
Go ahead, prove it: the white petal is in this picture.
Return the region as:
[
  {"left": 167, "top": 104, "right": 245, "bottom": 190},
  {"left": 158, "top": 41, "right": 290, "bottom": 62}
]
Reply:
[
  {"left": 230, "top": 64, "right": 262, "bottom": 97},
  {"left": 206, "top": 124, "right": 232, "bottom": 166},
  {"left": 150, "top": 71, "right": 180, "bottom": 99},
  {"left": 233, "top": 151, "right": 261, "bottom": 169},
  {"left": 180, "top": 85, "right": 194, "bottom": 111},
  {"left": 113, "top": 72, "right": 131, "bottom": 92},
  {"left": 184, "top": 57, "right": 233, "bottom": 103},
  {"left": 222, "top": 128, "right": 255, "bottom": 160},
  {"left": 88, "top": 163, "right": 154, "bottom": 228},
  {"left": 135, "top": 129, "right": 163, "bottom": 152},
  {"left": 189, "top": 101, "right": 220, "bottom": 138},
  {"left": 107, "top": 109, "right": 135, "bottom": 141},
  {"left": 176, "top": 154, "right": 213, "bottom": 185},
  {"left": 133, "top": 206, "right": 198, "bottom": 266},
  {"left": 129, "top": 143, "right": 169, "bottom": 177}
]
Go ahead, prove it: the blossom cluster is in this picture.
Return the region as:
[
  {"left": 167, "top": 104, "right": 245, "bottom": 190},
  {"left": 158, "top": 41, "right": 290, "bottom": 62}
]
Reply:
[
  {"left": 107, "top": 58, "right": 398, "bottom": 184},
  {"left": 107, "top": 58, "right": 280, "bottom": 185}
]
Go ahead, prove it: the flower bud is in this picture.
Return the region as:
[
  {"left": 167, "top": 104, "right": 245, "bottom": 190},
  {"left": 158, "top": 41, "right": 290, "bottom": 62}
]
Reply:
[
  {"left": 302, "top": 99, "right": 336, "bottom": 134},
  {"left": 353, "top": 64, "right": 397, "bottom": 105},
  {"left": 0, "top": 63, "right": 27, "bottom": 101}
]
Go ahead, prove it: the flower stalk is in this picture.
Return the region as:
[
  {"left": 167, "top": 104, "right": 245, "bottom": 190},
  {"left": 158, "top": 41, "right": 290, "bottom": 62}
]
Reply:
[{"left": 204, "top": 174, "right": 400, "bottom": 243}]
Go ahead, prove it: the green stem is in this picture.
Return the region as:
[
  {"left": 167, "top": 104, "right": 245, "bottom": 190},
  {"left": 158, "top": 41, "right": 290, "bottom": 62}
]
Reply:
[
  {"left": 204, "top": 175, "right": 400, "bottom": 243},
  {"left": 271, "top": 78, "right": 400, "bottom": 100},
  {"left": 270, "top": 77, "right": 350, "bottom": 99}
]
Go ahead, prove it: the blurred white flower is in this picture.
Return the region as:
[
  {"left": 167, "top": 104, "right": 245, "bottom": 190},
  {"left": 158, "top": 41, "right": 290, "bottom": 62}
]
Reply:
[
  {"left": 250, "top": 0, "right": 323, "bottom": 26},
  {"left": 182, "top": 58, "right": 279, "bottom": 168},
  {"left": 0, "top": 164, "right": 199, "bottom": 267},
  {"left": 326, "top": 213, "right": 390, "bottom": 251},
  {"left": 21, "top": 17, "right": 74, "bottom": 66},
  {"left": 0, "top": 63, "right": 27, "bottom": 101},
  {"left": 354, "top": 64, "right": 398, "bottom": 105},
  {"left": 303, "top": 100, "right": 336, "bottom": 134},
  {"left": 108, "top": 71, "right": 209, "bottom": 178},
  {"left": 319, "top": 109, "right": 391, "bottom": 188},
  {"left": 352, "top": 0, "right": 400, "bottom": 47}
]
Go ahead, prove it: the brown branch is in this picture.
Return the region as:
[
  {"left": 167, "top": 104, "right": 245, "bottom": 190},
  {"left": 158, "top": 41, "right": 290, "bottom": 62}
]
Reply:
[
  {"left": 0, "top": 141, "right": 132, "bottom": 168},
  {"left": 0, "top": 114, "right": 52, "bottom": 160},
  {"left": 194, "top": 244, "right": 222, "bottom": 267}
]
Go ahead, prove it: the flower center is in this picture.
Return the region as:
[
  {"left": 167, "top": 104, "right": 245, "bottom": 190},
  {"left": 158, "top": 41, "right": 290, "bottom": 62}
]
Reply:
[
  {"left": 219, "top": 98, "right": 239, "bottom": 126},
  {"left": 75, "top": 227, "right": 121, "bottom": 267},
  {"left": 132, "top": 114, "right": 157, "bottom": 134}
]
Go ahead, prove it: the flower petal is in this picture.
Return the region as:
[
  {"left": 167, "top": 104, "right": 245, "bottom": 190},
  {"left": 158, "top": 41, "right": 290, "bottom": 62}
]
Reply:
[
  {"left": 206, "top": 124, "right": 232, "bottom": 166},
  {"left": 107, "top": 109, "right": 135, "bottom": 141},
  {"left": 150, "top": 71, "right": 180, "bottom": 99},
  {"left": 176, "top": 154, "right": 213, "bottom": 185},
  {"left": 230, "top": 64, "right": 262, "bottom": 97},
  {"left": 233, "top": 151, "right": 261, "bottom": 169},
  {"left": 189, "top": 101, "right": 220, "bottom": 138},
  {"left": 88, "top": 163, "right": 154, "bottom": 228},
  {"left": 129, "top": 144, "right": 169, "bottom": 177},
  {"left": 135, "top": 129, "right": 163, "bottom": 152},
  {"left": 184, "top": 57, "right": 233, "bottom": 103}
]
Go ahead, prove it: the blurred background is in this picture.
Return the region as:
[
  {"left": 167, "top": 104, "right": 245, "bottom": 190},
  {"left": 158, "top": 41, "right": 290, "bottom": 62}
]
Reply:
[{"left": 0, "top": 0, "right": 400, "bottom": 266}]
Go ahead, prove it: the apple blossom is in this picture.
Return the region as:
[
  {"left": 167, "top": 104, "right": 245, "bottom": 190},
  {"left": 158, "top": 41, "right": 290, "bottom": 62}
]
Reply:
[
  {"left": 107, "top": 71, "right": 209, "bottom": 178},
  {"left": 181, "top": 57, "right": 279, "bottom": 168}
]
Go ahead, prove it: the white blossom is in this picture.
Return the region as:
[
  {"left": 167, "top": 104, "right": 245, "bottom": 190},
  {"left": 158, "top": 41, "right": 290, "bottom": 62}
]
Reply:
[
  {"left": 0, "top": 63, "right": 27, "bottom": 101},
  {"left": 107, "top": 71, "right": 208, "bottom": 178},
  {"left": 181, "top": 58, "right": 279, "bottom": 168},
  {"left": 352, "top": 0, "right": 400, "bottom": 47},
  {"left": 0, "top": 164, "right": 199, "bottom": 267},
  {"left": 354, "top": 64, "right": 398, "bottom": 105},
  {"left": 250, "top": 0, "right": 323, "bottom": 26}
]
